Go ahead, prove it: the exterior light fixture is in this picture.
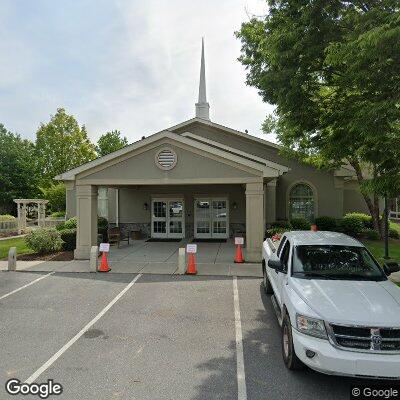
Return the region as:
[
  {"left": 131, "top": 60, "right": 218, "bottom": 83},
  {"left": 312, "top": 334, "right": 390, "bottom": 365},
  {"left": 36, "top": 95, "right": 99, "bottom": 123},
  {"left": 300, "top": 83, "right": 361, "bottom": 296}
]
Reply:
[{"left": 143, "top": 203, "right": 149, "bottom": 211}]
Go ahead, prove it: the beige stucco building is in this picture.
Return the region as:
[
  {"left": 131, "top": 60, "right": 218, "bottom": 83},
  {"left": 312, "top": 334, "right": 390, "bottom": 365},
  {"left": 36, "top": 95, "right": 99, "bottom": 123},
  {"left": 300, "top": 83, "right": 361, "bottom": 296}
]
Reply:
[{"left": 56, "top": 40, "right": 368, "bottom": 262}]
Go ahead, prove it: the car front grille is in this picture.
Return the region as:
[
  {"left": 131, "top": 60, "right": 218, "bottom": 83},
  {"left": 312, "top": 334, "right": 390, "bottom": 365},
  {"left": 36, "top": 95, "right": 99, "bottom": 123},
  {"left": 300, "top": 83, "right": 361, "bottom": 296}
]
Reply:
[{"left": 329, "top": 324, "right": 400, "bottom": 353}]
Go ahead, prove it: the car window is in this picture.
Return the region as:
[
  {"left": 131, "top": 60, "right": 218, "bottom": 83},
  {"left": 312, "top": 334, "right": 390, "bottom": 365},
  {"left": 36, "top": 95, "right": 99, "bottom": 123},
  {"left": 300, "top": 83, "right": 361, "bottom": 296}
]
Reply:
[
  {"left": 277, "top": 236, "right": 286, "bottom": 257},
  {"left": 280, "top": 241, "right": 290, "bottom": 272},
  {"left": 291, "top": 245, "right": 386, "bottom": 281}
]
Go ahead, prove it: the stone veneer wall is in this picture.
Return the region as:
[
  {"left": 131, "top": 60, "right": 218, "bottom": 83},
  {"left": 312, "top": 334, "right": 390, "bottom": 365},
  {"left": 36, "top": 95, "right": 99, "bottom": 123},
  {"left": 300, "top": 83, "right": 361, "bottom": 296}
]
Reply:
[{"left": 110, "top": 222, "right": 247, "bottom": 239}]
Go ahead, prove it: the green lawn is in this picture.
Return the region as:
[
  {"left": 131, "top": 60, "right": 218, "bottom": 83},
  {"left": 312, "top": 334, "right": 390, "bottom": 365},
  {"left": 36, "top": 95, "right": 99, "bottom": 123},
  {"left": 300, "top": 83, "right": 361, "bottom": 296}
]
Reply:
[
  {"left": 361, "top": 238, "right": 400, "bottom": 265},
  {"left": 0, "top": 237, "right": 33, "bottom": 260}
]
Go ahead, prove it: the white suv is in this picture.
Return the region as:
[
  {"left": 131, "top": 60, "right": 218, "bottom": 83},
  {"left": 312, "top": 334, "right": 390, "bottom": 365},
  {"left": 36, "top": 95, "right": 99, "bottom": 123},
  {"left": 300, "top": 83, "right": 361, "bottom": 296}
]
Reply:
[{"left": 262, "top": 231, "right": 400, "bottom": 379}]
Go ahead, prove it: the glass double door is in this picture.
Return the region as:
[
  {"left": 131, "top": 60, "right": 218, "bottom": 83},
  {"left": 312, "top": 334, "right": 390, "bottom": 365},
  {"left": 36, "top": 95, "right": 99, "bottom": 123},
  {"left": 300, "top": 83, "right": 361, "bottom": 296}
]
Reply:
[
  {"left": 194, "top": 198, "right": 228, "bottom": 239},
  {"left": 151, "top": 199, "right": 184, "bottom": 238}
]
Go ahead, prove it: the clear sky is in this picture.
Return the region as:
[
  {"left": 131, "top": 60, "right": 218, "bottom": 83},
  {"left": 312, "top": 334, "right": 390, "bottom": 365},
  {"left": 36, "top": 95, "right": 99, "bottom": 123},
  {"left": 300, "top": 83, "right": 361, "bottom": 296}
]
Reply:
[{"left": 0, "top": 0, "right": 276, "bottom": 144}]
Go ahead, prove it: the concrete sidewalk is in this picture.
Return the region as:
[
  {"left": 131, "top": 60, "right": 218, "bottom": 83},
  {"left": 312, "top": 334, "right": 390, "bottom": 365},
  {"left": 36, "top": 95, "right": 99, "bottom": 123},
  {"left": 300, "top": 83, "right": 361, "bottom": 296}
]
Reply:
[{"left": 0, "top": 259, "right": 262, "bottom": 277}]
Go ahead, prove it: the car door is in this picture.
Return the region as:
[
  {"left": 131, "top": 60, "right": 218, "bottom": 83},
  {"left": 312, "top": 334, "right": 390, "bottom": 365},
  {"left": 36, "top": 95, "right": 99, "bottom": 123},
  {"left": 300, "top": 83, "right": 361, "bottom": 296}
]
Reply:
[
  {"left": 267, "top": 236, "right": 286, "bottom": 297},
  {"left": 275, "top": 239, "right": 291, "bottom": 307}
]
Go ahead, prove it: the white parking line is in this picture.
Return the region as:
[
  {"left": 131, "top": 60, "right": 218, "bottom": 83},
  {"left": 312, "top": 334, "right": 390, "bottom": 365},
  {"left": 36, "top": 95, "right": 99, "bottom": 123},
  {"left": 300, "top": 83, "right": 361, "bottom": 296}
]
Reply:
[
  {"left": 0, "top": 272, "right": 55, "bottom": 300},
  {"left": 25, "top": 273, "right": 142, "bottom": 384},
  {"left": 233, "top": 276, "right": 247, "bottom": 400}
]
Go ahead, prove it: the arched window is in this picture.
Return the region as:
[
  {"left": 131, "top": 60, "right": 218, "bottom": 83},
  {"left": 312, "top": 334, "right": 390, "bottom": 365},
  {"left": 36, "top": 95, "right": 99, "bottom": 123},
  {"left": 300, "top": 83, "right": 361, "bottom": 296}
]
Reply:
[{"left": 289, "top": 183, "right": 315, "bottom": 221}]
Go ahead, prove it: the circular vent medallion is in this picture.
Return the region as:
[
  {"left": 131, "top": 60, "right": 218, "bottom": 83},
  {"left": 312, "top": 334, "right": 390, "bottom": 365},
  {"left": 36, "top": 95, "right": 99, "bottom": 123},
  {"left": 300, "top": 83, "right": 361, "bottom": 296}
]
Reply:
[{"left": 155, "top": 148, "right": 177, "bottom": 170}]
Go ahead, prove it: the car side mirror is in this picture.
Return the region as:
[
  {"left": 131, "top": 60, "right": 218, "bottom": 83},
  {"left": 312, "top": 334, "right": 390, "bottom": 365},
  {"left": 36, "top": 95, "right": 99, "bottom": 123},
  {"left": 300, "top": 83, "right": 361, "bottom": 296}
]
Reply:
[
  {"left": 268, "top": 258, "right": 286, "bottom": 273},
  {"left": 383, "top": 262, "right": 400, "bottom": 276}
]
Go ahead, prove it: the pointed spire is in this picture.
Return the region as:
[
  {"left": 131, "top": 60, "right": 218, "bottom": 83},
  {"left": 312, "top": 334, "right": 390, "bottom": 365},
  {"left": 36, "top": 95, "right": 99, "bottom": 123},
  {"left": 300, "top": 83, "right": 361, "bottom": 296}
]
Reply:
[{"left": 195, "top": 38, "right": 210, "bottom": 120}]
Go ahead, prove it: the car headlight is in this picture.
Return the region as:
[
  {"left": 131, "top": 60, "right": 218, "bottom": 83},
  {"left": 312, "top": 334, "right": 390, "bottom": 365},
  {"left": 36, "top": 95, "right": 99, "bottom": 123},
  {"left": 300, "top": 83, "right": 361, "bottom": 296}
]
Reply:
[{"left": 296, "top": 314, "right": 327, "bottom": 339}]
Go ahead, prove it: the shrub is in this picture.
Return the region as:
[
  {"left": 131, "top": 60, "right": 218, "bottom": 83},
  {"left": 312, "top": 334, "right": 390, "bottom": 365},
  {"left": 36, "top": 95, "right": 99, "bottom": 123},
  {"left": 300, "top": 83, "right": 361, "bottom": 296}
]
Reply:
[
  {"left": 362, "top": 229, "right": 380, "bottom": 240},
  {"left": 97, "top": 217, "right": 109, "bottom": 242},
  {"left": 265, "top": 227, "right": 287, "bottom": 238},
  {"left": 0, "top": 214, "right": 16, "bottom": 221},
  {"left": 41, "top": 183, "right": 66, "bottom": 212},
  {"left": 338, "top": 215, "right": 364, "bottom": 237},
  {"left": 344, "top": 212, "right": 373, "bottom": 229},
  {"left": 315, "top": 216, "right": 337, "bottom": 231},
  {"left": 51, "top": 211, "right": 66, "bottom": 218},
  {"left": 57, "top": 217, "right": 77, "bottom": 231},
  {"left": 389, "top": 228, "right": 400, "bottom": 239},
  {"left": 60, "top": 228, "right": 76, "bottom": 251},
  {"left": 25, "top": 228, "right": 63, "bottom": 254},
  {"left": 271, "top": 220, "right": 292, "bottom": 229},
  {"left": 290, "top": 218, "right": 311, "bottom": 230}
]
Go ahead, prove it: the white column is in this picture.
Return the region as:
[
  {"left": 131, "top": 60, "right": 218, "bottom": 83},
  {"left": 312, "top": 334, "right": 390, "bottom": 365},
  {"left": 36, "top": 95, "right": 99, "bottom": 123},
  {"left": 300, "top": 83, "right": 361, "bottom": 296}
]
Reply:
[
  {"left": 20, "top": 203, "right": 27, "bottom": 231},
  {"left": 16, "top": 202, "right": 22, "bottom": 234},
  {"left": 74, "top": 185, "right": 98, "bottom": 260},
  {"left": 246, "top": 181, "right": 264, "bottom": 262}
]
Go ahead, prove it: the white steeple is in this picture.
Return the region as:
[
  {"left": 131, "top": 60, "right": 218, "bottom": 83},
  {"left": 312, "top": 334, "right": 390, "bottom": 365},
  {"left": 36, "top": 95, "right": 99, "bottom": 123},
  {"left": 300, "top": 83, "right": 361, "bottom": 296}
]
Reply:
[{"left": 195, "top": 38, "right": 210, "bottom": 120}]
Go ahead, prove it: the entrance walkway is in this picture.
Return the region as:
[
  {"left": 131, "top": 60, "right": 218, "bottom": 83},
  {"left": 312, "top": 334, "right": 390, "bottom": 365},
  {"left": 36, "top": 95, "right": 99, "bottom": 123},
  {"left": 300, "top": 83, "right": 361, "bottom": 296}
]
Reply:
[{"left": 0, "top": 240, "right": 262, "bottom": 277}]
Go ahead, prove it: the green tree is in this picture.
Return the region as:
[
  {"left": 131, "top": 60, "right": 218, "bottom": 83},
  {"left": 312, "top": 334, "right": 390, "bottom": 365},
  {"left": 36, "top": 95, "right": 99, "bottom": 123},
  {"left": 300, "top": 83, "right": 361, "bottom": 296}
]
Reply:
[
  {"left": 236, "top": 0, "right": 400, "bottom": 233},
  {"left": 41, "top": 183, "right": 66, "bottom": 212},
  {"left": 0, "top": 124, "right": 40, "bottom": 214},
  {"left": 96, "top": 130, "right": 128, "bottom": 156},
  {"left": 35, "top": 108, "right": 96, "bottom": 185}
]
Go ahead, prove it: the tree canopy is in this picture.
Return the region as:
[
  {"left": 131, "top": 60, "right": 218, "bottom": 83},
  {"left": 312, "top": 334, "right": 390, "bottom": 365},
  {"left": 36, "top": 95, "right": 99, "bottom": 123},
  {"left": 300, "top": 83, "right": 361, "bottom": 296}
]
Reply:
[
  {"left": 236, "top": 0, "right": 400, "bottom": 232},
  {"left": 0, "top": 124, "right": 40, "bottom": 213},
  {"left": 35, "top": 108, "right": 97, "bottom": 185},
  {"left": 96, "top": 130, "right": 128, "bottom": 157}
]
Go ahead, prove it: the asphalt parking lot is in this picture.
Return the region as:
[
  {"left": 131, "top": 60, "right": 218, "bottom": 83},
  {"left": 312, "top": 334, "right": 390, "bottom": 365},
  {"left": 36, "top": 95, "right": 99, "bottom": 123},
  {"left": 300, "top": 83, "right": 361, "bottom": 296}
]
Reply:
[{"left": 0, "top": 271, "right": 379, "bottom": 400}]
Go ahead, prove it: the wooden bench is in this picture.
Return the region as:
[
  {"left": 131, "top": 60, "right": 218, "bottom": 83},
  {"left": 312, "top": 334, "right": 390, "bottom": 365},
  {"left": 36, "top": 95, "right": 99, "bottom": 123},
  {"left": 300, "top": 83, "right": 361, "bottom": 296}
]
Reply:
[{"left": 107, "top": 227, "right": 130, "bottom": 248}]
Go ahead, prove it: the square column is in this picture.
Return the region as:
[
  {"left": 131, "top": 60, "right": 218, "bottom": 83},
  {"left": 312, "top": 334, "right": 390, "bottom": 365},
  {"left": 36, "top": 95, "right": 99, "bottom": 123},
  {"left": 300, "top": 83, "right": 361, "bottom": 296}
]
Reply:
[
  {"left": 246, "top": 181, "right": 264, "bottom": 262},
  {"left": 74, "top": 185, "right": 98, "bottom": 260}
]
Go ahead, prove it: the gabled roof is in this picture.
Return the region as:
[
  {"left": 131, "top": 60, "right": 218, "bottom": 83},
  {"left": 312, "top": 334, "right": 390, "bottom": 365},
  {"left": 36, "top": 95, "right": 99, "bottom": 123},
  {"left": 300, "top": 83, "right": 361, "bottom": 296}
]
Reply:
[
  {"left": 55, "top": 129, "right": 289, "bottom": 181},
  {"left": 169, "top": 117, "right": 281, "bottom": 150}
]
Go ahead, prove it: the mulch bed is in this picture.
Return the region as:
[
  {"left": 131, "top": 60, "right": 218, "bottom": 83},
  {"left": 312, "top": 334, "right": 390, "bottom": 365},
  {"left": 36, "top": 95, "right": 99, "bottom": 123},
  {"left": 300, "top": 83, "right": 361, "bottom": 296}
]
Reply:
[
  {"left": 0, "top": 231, "right": 19, "bottom": 238},
  {"left": 18, "top": 251, "right": 74, "bottom": 261}
]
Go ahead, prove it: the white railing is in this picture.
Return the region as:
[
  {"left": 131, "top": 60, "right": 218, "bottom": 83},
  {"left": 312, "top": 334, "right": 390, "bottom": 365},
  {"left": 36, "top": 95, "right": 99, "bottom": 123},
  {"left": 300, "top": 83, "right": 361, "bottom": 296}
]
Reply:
[
  {"left": 43, "top": 218, "right": 66, "bottom": 228},
  {"left": 0, "top": 220, "right": 18, "bottom": 232},
  {"left": 390, "top": 211, "right": 400, "bottom": 220}
]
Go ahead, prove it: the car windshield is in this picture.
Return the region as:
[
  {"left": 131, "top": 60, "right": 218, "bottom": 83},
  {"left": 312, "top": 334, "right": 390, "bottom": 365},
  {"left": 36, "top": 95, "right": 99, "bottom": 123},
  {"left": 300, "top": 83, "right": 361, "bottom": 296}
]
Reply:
[{"left": 292, "top": 245, "right": 386, "bottom": 281}]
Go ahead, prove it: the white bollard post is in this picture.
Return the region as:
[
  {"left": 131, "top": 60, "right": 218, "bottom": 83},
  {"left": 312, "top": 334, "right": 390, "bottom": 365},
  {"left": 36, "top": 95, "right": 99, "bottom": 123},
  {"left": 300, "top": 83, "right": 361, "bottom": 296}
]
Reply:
[
  {"left": 8, "top": 247, "right": 17, "bottom": 271},
  {"left": 90, "top": 245, "right": 99, "bottom": 272},
  {"left": 178, "top": 248, "right": 186, "bottom": 275}
]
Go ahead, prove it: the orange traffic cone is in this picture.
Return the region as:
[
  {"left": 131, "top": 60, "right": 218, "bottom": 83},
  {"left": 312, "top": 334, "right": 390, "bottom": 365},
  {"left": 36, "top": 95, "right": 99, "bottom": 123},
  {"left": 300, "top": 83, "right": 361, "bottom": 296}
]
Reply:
[
  {"left": 186, "top": 253, "right": 197, "bottom": 275},
  {"left": 234, "top": 244, "right": 245, "bottom": 263},
  {"left": 98, "top": 252, "right": 111, "bottom": 272}
]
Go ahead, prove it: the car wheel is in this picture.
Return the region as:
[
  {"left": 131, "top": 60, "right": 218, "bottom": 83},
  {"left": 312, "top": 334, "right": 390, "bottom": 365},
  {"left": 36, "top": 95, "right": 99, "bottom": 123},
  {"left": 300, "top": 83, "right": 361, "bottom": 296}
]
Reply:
[
  {"left": 263, "top": 266, "right": 273, "bottom": 295},
  {"left": 282, "top": 314, "right": 303, "bottom": 370}
]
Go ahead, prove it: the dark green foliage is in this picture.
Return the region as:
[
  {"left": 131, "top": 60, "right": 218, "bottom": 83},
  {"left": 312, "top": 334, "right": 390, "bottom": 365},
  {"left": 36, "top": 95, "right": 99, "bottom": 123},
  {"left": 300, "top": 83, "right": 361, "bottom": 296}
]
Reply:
[
  {"left": 315, "top": 216, "right": 338, "bottom": 231},
  {"left": 236, "top": 1, "right": 400, "bottom": 231},
  {"left": 290, "top": 218, "right": 311, "bottom": 231},
  {"left": 265, "top": 227, "right": 287, "bottom": 238},
  {"left": 97, "top": 217, "right": 109, "bottom": 242},
  {"left": 362, "top": 229, "right": 380, "bottom": 241},
  {"left": 60, "top": 228, "right": 76, "bottom": 251},
  {"left": 41, "top": 183, "right": 66, "bottom": 212},
  {"left": 0, "top": 124, "right": 40, "bottom": 214},
  {"left": 96, "top": 130, "right": 128, "bottom": 156},
  {"left": 344, "top": 213, "right": 373, "bottom": 229},
  {"left": 35, "top": 108, "right": 96, "bottom": 185},
  {"left": 57, "top": 217, "right": 77, "bottom": 231},
  {"left": 271, "top": 220, "right": 292, "bottom": 229},
  {"left": 338, "top": 216, "right": 364, "bottom": 237},
  {"left": 389, "top": 228, "right": 400, "bottom": 239}
]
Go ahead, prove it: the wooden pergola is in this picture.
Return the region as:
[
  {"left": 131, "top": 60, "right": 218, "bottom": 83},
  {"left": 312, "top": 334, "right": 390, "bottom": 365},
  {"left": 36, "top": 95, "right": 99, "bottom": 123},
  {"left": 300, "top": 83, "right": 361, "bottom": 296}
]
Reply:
[{"left": 13, "top": 199, "right": 49, "bottom": 234}]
